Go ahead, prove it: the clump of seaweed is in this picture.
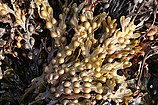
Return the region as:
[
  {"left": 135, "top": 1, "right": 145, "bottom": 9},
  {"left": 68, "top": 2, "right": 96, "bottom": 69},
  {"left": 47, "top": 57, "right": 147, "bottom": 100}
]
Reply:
[{"left": 0, "top": 0, "right": 157, "bottom": 105}]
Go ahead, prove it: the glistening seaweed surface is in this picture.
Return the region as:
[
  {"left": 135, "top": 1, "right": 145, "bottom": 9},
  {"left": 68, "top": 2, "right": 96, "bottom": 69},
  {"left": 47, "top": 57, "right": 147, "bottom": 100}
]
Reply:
[{"left": 0, "top": 0, "right": 158, "bottom": 105}]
